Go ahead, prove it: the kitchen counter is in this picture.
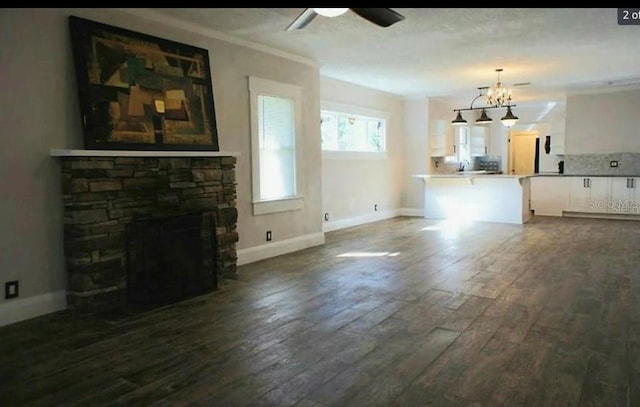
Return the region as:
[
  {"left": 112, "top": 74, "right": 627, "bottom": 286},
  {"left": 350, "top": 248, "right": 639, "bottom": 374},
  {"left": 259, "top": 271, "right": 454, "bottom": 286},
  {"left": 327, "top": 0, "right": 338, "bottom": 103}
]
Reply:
[
  {"left": 416, "top": 173, "right": 529, "bottom": 179},
  {"left": 414, "top": 174, "right": 531, "bottom": 224},
  {"left": 534, "top": 173, "right": 640, "bottom": 177}
]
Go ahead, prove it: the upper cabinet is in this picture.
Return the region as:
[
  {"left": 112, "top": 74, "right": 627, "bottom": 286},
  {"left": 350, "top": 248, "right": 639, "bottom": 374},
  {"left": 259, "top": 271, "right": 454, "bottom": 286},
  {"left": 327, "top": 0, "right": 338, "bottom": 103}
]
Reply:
[{"left": 429, "top": 119, "right": 455, "bottom": 157}]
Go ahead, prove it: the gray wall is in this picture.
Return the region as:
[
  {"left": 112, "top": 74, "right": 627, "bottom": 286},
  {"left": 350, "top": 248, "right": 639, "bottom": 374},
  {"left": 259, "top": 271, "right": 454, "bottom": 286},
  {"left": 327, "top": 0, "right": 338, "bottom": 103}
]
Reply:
[
  {"left": 0, "top": 9, "right": 322, "bottom": 307},
  {"left": 320, "top": 77, "right": 405, "bottom": 222},
  {"left": 566, "top": 89, "right": 640, "bottom": 154}
]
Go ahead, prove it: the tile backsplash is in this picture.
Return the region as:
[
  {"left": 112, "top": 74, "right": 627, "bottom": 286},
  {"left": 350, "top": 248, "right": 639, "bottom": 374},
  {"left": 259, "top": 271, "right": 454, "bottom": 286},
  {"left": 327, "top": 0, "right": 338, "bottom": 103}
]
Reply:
[
  {"left": 430, "top": 155, "right": 502, "bottom": 174},
  {"left": 474, "top": 155, "right": 502, "bottom": 172},
  {"left": 565, "top": 153, "right": 640, "bottom": 175}
]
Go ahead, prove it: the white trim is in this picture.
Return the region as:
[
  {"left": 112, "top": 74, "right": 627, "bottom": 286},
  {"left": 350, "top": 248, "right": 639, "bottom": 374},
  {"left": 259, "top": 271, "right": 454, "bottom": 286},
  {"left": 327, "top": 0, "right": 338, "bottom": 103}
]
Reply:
[
  {"left": 117, "top": 9, "right": 317, "bottom": 68},
  {"left": 248, "top": 76, "right": 303, "bottom": 207},
  {"left": 398, "top": 207, "right": 425, "bottom": 217},
  {"left": 0, "top": 290, "right": 67, "bottom": 327},
  {"left": 323, "top": 209, "right": 400, "bottom": 232},
  {"left": 322, "top": 151, "right": 388, "bottom": 161},
  {"left": 253, "top": 196, "right": 304, "bottom": 215},
  {"left": 563, "top": 211, "right": 640, "bottom": 221},
  {"left": 50, "top": 149, "right": 240, "bottom": 157},
  {"left": 237, "top": 232, "right": 325, "bottom": 266},
  {"left": 321, "top": 101, "right": 391, "bottom": 120}
]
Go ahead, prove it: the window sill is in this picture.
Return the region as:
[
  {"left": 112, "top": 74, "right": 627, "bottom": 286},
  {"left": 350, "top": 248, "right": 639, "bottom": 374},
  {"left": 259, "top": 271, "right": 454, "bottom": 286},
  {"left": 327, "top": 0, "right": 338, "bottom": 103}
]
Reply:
[
  {"left": 322, "top": 151, "right": 388, "bottom": 160},
  {"left": 252, "top": 195, "right": 304, "bottom": 215}
]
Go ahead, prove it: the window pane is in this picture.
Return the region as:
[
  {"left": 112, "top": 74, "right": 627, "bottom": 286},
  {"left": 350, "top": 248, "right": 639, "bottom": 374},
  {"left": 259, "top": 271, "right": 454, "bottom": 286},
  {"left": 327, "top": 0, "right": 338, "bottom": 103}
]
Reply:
[
  {"left": 258, "top": 95, "right": 296, "bottom": 199},
  {"left": 260, "top": 148, "right": 295, "bottom": 199},
  {"left": 321, "top": 109, "right": 386, "bottom": 152},
  {"left": 260, "top": 95, "right": 294, "bottom": 150},
  {"left": 321, "top": 112, "right": 339, "bottom": 150}
]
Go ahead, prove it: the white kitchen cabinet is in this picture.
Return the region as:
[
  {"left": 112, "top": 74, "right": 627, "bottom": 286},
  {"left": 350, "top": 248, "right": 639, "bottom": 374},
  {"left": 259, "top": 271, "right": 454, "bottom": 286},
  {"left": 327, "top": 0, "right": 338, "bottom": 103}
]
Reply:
[
  {"left": 530, "top": 176, "right": 569, "bottom": 216},
  {"left": 609, "top": 177, "right": 640, "bottom": 214},
  {"left": 470, "top": 126, "right": 489, "bottom": 156},
  {"left": 535, "top": 176, "right": 640, "bottom": 217},
  {"left": 568, "top": 177, "right": 609, "bottom": 213},
  {"left": 429, "top": 119, "right": 455, "bottom": 157}
]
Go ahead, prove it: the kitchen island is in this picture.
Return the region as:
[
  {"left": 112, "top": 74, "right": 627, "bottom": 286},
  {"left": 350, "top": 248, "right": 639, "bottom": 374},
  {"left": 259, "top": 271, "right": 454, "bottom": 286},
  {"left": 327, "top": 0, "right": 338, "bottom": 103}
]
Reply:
[{"left": 414, "top": 173, "right": 532, "bottom": 224}]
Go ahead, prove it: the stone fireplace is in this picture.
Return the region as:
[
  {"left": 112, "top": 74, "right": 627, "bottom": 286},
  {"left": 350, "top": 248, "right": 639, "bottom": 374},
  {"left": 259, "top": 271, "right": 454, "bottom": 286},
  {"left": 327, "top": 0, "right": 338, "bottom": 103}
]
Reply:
[{"left": 53, "top": 150, "right": 239, "bottom": 314}]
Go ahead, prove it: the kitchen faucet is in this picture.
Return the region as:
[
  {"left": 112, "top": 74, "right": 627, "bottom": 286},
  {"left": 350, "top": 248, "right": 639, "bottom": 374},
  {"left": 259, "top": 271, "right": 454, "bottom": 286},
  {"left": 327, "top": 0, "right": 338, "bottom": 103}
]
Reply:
[{"left": 458, "top": 160, "right": 470, "bottom": 172}]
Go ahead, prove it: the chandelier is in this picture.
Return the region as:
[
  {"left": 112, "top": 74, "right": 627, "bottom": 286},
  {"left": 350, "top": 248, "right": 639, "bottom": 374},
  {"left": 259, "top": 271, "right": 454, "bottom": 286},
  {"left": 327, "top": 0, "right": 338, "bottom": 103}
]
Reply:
[
  {"left": 486, "top": 68, "right": 512, "bottom": 108},
  {"left": 451, "top": 86, "right": 519, "bottom": 128}
]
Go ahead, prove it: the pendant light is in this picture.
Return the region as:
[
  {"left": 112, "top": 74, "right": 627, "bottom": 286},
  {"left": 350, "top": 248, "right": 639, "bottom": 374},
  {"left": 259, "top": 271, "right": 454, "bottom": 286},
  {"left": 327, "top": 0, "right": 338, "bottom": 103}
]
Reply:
[
  {"left": 451, "top": 111, "right": 467, "bottom": 126},
  {"left": 451, "top": 80, "right": 520, "bottom": 128},
  {"left": 500, "top": 106, "right": 519, "bottom": 127},
  {"left": 475, "top": 109, "right": 492, "bottom": 124}
]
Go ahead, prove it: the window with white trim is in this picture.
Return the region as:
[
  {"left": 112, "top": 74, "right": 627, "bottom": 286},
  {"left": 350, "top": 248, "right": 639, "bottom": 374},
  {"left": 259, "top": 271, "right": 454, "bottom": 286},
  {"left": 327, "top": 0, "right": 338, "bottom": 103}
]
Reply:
[
  {"left": 249, "top": 77, "right": 303, "bottom": 215},
  {"left": 320, "top": 104, "right": 387, "bottom": 154}
]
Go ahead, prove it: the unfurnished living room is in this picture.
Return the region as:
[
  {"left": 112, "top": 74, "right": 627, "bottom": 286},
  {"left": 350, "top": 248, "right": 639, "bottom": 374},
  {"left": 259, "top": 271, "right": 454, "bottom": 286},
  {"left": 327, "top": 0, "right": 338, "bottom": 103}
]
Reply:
[{"left": 1, "top": 8, "right": 639, "bottom": 406}]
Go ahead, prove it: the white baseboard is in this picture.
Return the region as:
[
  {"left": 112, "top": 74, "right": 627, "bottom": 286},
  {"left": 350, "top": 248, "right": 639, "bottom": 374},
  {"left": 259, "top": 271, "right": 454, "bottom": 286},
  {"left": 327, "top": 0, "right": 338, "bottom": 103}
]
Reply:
[
  {"left": 237, "top": 232, "right": 325, "bottom": 266},
  {"left": 398, "top": 207, "right": 424, "bottom": 217},
  {"left": 323, "top": 209, "right": 400, "bottom": 233},
  {"left": 0, "top": 290, "right": 67, "bottom": 327}
]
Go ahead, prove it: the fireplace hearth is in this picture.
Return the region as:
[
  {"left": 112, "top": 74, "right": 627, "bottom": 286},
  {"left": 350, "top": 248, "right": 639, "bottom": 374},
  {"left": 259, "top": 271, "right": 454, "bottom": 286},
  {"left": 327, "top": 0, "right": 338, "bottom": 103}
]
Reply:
[{"left": 54, "top": 151, "right": 239, "bottom": 314}]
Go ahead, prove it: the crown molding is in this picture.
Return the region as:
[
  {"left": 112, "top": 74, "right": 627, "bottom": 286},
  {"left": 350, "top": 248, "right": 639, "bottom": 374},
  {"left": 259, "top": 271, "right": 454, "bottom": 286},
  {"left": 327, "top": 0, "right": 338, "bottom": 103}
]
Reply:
[{"left": 116, "top": 8, "right": 317, "bottom": 68}]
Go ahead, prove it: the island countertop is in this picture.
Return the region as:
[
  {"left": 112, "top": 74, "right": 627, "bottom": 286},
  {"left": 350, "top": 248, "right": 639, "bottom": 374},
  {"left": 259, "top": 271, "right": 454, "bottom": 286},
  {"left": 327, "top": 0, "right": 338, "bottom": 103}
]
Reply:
[{"left": 413, "top": 173, "right": 531, "bottom": 179}]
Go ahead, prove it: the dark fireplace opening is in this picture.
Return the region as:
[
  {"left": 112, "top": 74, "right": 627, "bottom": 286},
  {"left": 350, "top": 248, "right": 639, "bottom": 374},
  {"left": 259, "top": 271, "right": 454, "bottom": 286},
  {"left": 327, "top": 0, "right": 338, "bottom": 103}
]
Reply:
[{"left": 125, "top": 212, "right": 217, "bottom": 309}]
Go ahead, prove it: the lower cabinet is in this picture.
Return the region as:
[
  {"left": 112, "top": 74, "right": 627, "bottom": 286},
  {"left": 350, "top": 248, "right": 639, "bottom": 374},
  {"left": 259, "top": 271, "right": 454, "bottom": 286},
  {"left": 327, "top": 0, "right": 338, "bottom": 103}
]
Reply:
[
  {"left": 530, "top": 176, "right": 569, "bottom": 216},
  {"left": 568, "top": 177, "right": 609, "bottom": 213},
  {"left": 531, "top": 176, "right": 640, "bottom": 217},
  {"left": 609, "top": 177, "right": 640, "bottom": 214}
]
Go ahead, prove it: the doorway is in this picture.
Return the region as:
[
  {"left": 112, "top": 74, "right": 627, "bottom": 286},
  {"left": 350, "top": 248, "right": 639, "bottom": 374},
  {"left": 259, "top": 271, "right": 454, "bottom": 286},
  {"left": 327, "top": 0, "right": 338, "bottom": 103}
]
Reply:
[{"left": 508, "top": 131, "right": 538, "bottom": 175}]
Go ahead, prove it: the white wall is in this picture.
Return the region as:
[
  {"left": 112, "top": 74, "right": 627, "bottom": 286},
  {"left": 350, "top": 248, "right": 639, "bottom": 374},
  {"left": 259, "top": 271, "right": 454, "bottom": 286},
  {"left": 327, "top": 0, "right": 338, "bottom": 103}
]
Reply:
[
  {"left": 566, "top": 89, "right": 640, "bottom": 154},
  {"left": 402, "top": 97, "right": 430, "bottom": 211},
  {"left": 0, "top": 8, "right": 323, "bottom": 321},
  {"left": 320, "top": 77, "right": 405, "bottom": 229}
]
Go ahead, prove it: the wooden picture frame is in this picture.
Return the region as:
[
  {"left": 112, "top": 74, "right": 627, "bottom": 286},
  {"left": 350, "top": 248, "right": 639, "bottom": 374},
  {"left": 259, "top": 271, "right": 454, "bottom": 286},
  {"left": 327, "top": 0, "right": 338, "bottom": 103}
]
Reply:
[{"left": 68, "top": 15, "right": 219, "bottom": 151}]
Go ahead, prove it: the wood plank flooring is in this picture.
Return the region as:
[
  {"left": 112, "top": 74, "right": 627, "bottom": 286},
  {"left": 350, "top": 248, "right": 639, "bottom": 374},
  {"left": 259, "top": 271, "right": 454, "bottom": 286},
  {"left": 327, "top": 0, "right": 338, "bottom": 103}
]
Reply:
[{"left": 0, "top": 215, "right": 638, "bottom": 406}]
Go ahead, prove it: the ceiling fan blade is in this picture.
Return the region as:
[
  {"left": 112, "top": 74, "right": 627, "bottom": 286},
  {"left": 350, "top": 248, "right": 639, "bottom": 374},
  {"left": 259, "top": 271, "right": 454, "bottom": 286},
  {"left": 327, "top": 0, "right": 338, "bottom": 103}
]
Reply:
[
  {"left": 286, "top": 8, "right": 318, "bottom": 31},
  {"left": 350, "top": 8, "right": 405, "bottom": 27},
  {"left": 513, "top": 82, "right": 531, "bottom": 87}
]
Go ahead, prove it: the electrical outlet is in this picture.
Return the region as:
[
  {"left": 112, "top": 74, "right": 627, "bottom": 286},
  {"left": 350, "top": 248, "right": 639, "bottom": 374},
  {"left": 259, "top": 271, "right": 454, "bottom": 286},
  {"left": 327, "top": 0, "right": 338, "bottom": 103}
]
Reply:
[
  {"left": 610, "top": 160, "right": 618, "bottom": 168},
  {"left": 5, "top": 281, "right": 18, "bottom": 299},
  {"left": 266, "top": 231, "right": 272, "bottom": 241},
  {"left": 324, "top": 213, "right": 329, "bottom": 221},
  {"left": 374, "top": 204, "right": 378, "bottom": 211}
]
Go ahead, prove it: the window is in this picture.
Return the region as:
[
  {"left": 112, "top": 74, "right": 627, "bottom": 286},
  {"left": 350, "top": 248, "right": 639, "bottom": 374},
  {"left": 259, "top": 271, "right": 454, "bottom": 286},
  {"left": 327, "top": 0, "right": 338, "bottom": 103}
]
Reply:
[
  {"left": 249, "top": 77, "right": 303, "bottom": 215},
  {"left": 320, "top": 102, "right": 387, "bottom": 157}
]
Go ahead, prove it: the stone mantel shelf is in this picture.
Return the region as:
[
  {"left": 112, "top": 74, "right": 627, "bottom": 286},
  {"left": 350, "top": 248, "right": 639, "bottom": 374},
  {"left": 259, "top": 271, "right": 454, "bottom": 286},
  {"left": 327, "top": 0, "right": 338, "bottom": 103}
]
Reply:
[{"left": 50, "top": 149, "right": 241, "bottom": 157}]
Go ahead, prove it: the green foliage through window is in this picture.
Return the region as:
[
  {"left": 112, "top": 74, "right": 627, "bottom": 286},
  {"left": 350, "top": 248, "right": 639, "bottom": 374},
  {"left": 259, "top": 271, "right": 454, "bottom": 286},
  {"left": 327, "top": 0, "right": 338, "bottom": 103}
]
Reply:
[{"left": 321, "top": 110, "right": 386, "bottom": 152}]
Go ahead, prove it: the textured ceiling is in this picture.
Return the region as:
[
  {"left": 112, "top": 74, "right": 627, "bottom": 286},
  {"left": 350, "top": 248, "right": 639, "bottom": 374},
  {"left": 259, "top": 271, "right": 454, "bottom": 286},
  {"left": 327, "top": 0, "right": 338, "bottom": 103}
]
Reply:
[{"left": 143, "top": 8, "right": 640, "bottom": 110}]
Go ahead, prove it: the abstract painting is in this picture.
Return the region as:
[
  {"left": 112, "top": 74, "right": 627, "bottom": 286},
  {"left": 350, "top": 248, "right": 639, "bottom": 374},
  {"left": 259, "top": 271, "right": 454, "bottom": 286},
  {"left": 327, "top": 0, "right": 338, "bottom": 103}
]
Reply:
[{"left": 68, "top": 15, "right": 219, "bottom": 150}]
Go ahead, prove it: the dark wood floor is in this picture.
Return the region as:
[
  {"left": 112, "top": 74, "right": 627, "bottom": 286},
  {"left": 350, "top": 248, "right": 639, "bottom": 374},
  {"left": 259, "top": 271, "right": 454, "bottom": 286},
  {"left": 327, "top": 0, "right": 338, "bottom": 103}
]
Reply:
[{"left": 1, "top": 215, "right": 638, "bottom": 406}]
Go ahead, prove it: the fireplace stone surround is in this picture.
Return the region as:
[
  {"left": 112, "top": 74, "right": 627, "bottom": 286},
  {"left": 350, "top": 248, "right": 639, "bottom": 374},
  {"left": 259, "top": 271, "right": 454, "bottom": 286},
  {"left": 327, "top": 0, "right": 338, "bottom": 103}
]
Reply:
[{"left": 51, "top": 149, "right": 240, "bottom": 314}]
